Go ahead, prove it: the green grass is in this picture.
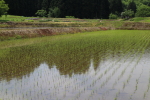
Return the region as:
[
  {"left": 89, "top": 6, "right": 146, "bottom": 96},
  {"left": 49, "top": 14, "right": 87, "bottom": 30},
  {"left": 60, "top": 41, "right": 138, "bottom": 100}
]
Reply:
[
  {"left": 0, "top": 15, "right": 150, "bottom": 29},
  {"left": 131, "top": 17, "right": 150, "bottom": 22},
  {"left": 0, "top": 15, "right": 36, "bottom": 22},
  {"left": 1, "top": 15, "right": 150, "bottom": 23}
]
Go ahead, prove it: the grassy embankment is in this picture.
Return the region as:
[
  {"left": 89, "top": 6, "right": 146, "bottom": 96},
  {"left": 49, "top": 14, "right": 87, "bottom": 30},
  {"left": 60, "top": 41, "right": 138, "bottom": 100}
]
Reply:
[{"left": 0, "top": 15, "right": 150, "bottom": 41}]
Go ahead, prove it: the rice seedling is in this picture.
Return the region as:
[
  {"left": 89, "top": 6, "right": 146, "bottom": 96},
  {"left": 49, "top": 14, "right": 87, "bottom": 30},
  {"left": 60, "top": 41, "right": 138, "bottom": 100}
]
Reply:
[{"left": 0, "top": 30, "right": 150, "bottom": 100}]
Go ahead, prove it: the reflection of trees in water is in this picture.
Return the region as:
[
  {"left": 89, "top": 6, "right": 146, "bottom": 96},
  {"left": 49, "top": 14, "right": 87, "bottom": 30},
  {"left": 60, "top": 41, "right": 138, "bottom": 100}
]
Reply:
[
  {"left": 0, "top": 38, "right": 134, "bottom": 81},
  {"left": 0, "top": 46, "right": 42, "bottom": 81}
]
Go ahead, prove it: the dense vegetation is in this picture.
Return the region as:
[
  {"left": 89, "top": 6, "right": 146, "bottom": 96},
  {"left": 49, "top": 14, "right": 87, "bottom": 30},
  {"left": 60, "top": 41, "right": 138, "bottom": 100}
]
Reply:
[
  {"left": 2, "top": 0, "right": 150, "bottom": 18},
  {"left": 0, "top": 0, "right": 9, "bottom": 17}
]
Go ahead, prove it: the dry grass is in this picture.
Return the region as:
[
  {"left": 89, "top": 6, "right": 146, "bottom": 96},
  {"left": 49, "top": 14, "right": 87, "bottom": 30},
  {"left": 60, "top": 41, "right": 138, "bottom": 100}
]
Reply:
[{"left": 0, "top": 27, "right": 109, "bottom": 41}]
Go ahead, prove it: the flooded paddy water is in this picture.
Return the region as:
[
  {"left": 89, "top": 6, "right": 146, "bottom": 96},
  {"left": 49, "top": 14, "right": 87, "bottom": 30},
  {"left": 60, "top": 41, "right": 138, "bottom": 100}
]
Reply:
[{"left": 0, "top": 30, "right": 150, "bottom": 100}]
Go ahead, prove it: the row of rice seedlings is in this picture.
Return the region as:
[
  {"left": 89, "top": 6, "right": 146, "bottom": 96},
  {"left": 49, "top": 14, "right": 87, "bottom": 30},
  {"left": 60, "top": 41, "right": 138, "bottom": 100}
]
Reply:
[
  {"left": 112, "top": 34, "right": 150, "bottom": 100},
  {"left": 20, "top": 31, "right": 150, "bottom": 99},
  {"left": 71, "top": 36, "right": 127, "bottom": 98},
  {"left": 0, "top": 44, "right": 119, "bottom": 99},
  {"left": 83, "top": 37, "right": 141, "bottom": 99},
  {"left": 68, "top": 34, "right": 142, "bottom": 100},
  {"left": 115, "top": 38, "right": 148, "bottom": 87},
  {"left": 48, "top": 31, "right": 149, "bottom": 99},
  {"left": 101, "top": 35, "right": 142, "bottom": 89},
  {"left": 98, "top": 32, "right": 150, "bottom": 99},
  {"left": 61, "top": 50, "right": 112, "bottom": 97},
  {"left": 0, "top": 30, "right": 150, "bottom": 99},
  {"left": 144, "top": 70, "right": 150, "bottom": 99},
  {"left": 35, "top": 35, "right": 109, "bottom": 99},
  {"left": 115, "top": 33, "right": 149, "bottom": 82},
  {"left": 129, "top": 35, "right": 150, "bottom": 99}
]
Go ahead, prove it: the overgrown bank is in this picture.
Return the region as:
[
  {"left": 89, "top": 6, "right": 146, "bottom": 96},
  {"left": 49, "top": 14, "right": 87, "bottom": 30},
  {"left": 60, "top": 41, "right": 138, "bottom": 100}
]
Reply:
[
  {"left": 1, "top": 21, "right": 150, "bottom": 41},
  {"left": 0, "top": 27, "right": 110, "bottom": 41}
]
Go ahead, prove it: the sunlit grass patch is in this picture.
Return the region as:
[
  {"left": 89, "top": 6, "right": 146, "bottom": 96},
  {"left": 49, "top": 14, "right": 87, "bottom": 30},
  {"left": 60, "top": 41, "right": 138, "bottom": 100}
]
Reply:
[{"left": 0, "top": 15, "right": 36, "bottom": 22}]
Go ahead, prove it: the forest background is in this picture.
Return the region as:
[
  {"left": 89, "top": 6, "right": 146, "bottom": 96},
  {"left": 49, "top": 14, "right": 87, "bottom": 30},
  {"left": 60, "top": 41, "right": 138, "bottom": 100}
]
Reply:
[{"left": 2, "top": 0, "right": 150, "bottom": 19}]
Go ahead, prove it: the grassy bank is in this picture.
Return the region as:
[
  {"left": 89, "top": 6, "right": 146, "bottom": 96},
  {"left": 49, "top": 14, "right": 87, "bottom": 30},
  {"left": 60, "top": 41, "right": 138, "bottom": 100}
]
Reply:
[
  {"left": 0, "top": 15, "right": 150, "bottom": 28},
  {"left": 0, "top": 15, "right": 150, "bottom": 41},
  {"left": 0, "top": 27, "right": 109, "bottom": 41}
]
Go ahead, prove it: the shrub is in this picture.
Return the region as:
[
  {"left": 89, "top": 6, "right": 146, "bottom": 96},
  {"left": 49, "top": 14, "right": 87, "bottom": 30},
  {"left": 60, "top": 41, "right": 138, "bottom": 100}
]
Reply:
[
  {"left": 48, "top": 7, "right": 61, "bottom": 18},
  {"left": 109, "top": 13, "right": 118, "bottom": 19},
  {"left": 28, "top": 20, "right": 34, "bottom": 22},
  {"left": 121, "top": 9, "right": 134, "bottom": 19},
  {"left": 35, "top": 10, "right": 47, "bottom": 17},
  {"left": 135, "top": 5, "right": 150, "bottom": 17},
  {"left": 15, "top": 35, "right": 22, "bottom": 39},
  {"left": 65, "top": 16, "right": 75, "bottom": 18},
  {"left": 0, "top": 0, "right": 9, "bottom": 17}
]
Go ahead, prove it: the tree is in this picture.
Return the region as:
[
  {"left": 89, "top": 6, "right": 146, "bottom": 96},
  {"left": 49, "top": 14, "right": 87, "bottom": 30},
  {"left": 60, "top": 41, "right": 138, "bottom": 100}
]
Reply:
[
  {"left": 109, "top": 0, "right": 123, "bottom": 15},
  {"left": 0, "top": 0, "right": 9, "bottom": 17},
  {"left": 121, "top": 9, "right": 134, "bottom": 19},
  {"left": 127, "top": 0, "right": 137, "bottom": 13},
  {"left": 100, "top": 0, "right": 110, "bottom": 19},
  {"left": 41, "top": 0, "right": 49, "bottom": 10},
  {"left": 49, "top": 0, "right": 63, "bottom": 17},
  {"left": 48, "top": 7, "right": 60, "bottom": 18},
  {"left": 35, "top": 9, "right": 47, "bottom": 17},
  {"left": 109, "top": 13, "right": 118, "bottom": 19},
  {"left": 135, "top": 5, "right": 150, "bottom": 17}
]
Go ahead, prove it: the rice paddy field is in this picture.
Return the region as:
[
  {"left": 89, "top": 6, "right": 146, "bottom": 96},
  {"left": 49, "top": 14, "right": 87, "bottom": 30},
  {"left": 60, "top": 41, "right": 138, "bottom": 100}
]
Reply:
[{"left": 0, "top": 30, "right": 150, "bottom": 100}]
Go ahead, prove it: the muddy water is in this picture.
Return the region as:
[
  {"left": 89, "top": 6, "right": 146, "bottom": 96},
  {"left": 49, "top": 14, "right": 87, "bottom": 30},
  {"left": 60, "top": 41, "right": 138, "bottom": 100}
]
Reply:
[{"left": 0, "top": 31, "right": 150, "bottom": 100}]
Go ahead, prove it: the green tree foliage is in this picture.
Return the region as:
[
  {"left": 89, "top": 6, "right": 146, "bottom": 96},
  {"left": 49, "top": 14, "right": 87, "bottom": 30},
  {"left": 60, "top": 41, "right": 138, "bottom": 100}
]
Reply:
[
  {"left": 4, "top": 0, "right": 111, "bottom": 19},
  {"left": 0, "top": 0, "right": 9, "bottom": 17},
  {"left": 41, "top": 0, "right": 49, "bottom": 10},
  {"left": 109, "top": 13, "right": 118, "bottom": 19},
  {"left": 109, "top": 0, "right": 123, "bottom": 15},
  {"left": 50, "top": 0, "right": 62, "bottom": 8},
  {"left": 121, "top": 9, "right": 134, "bottom": 19},
  {"left": 135, "top": 5, "right": 150, "bottom": 17},
  {"left": 35, "top": 9, "right": 47, "bottom": 17},
  {"left": 122, "top": 0, "right": 150, "bottom": 8},
  {"left": 5, "top": 0, "right": 38, "bottom": 16},
  {"left": 142, "top": 0, "right": 150, "bottom": 6},
  {"left": 5, "top": 0, "right": 150, "bottom": 19},
  {"left": 100, "top": 0, "right": 110, "bottom": 19},
  {"left": 48, "top": 7, "right": 60, "bottom": 18},
  {"left": 127, "top": 0, "right": 137, "bottom": 13}
]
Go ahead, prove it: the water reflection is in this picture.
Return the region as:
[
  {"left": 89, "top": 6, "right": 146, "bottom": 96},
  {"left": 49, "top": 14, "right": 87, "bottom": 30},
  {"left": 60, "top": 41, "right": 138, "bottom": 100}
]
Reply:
[
  {"left": 0, "top": 51, "right": 150, "bottom": 100},
  {"left": 0, "top": 42, "right": 128, "bottom": 80},
  {"left": 0, "top": 36, "right": 150, "bottom": 100}
]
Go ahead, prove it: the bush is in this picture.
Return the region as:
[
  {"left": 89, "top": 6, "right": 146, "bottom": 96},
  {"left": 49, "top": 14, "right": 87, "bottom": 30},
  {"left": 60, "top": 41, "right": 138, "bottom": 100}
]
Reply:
[
  {"left": 121, "top": 9, "right": 134, "bottom": 19},
  {"left": 48, "top": 7, "right": 61, "bottom": 18},
  {"left": 28, "top": 20, "right": 34, "bottom": 22},
  {"left": 35, "top": 10, "right": 47, "bottom": 17},
  {"left": 15, "top": 35, "right": 22, "bottom": 39},
  {"left": 109, "top": 13, "right": 118, "bottom": 19},
  {"left": 65, "top": 16, "right": 75, "bottom": 18},
  {"left": 0, "top": 0, "right": 9, "bottom": 17},
  {"left": 135, "top": 5, "right": 150, "bottom": 17}
]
